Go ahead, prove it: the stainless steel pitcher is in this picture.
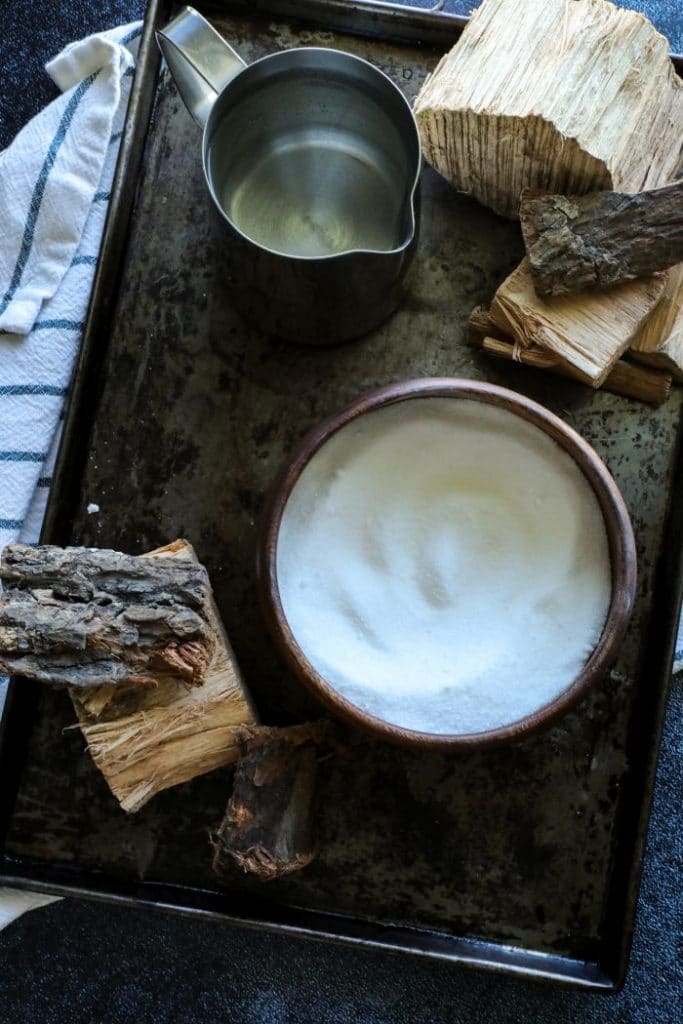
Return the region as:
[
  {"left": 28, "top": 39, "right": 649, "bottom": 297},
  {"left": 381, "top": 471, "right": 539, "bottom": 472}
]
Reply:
[{"left": 156, "top": 7, "right": 421, "bottom": 344}]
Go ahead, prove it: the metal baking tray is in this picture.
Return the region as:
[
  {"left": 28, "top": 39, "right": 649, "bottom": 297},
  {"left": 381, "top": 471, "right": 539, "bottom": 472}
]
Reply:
[{"left": 2, "top": 0, "right": 682, "bottom": 992}]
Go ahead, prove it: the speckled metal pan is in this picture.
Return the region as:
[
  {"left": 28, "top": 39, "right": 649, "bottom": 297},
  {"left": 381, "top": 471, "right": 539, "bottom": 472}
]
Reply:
[{"left": 1, "top": 0, "right": 682, "bottom": 994}]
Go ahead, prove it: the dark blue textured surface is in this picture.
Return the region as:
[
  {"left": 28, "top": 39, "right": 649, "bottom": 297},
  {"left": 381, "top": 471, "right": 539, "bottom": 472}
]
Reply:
[{"left": 0, "top": 2, "right": 681, "bottom": 1022}]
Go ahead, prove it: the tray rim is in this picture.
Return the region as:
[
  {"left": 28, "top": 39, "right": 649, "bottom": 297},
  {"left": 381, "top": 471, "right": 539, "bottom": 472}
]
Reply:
[
  {"left": 0, "top": 864, "right": 613, "bottom": 990},
  {"left": 1, "top": 0, "right": 682, "bottom": 994}
]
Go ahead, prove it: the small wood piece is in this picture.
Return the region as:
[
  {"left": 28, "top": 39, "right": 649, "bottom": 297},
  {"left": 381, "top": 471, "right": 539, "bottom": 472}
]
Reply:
[
  {"left": 212, "top": 722, "right": 329, "bottom": 882},
  {"left": 414, "top": 0, "right": 682, "bottom": 219},
  {"left": 467, "top": 305, "right": 509, "bottom": 347},
  {"left": 71, "top": 540, "right": 257, "bottom": 813},
  {"left": 490, "top": 259, "right": 667, "bottom": 386},
  {"left": 480, "top": 336, "right": 672, "bottom": 406},
  {"left": 630, "top": 263, "right": 683, "bottom": 380},
  {"left": 0, "top": 543, "right": 215, "bottom": 689},
  {"left": 520, "top": 182, "right": 683, "bottom": 297}
]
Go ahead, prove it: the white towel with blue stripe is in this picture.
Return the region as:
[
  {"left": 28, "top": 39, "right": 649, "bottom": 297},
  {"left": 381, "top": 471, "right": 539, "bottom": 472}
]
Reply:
[{"left": 0, "top": 20, "right": 142, "bottom": 929}]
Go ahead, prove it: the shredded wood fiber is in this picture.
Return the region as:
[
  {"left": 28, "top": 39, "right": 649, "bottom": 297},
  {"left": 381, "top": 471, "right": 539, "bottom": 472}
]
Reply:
[
  {"left": 489, "top": 260, "right": 667, "bottom": 386},
  {"left": 71, "top": 541, "right": 257, "bottom": 813}
]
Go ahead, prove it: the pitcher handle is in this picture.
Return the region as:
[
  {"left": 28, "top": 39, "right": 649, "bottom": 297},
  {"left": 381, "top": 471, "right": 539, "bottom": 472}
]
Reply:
[{"left": 156, "top": 6, "right": 247, "bottom": 129}]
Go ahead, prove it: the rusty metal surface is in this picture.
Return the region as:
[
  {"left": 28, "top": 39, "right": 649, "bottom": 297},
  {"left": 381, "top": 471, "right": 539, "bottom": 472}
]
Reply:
[{"left": 4, "top": 6, "right": 682, "bottom": 975}]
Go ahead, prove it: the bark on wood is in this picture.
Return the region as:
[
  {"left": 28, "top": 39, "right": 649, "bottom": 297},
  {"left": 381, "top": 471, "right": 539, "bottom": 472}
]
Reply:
[
  {"left": 479, "top": 335, "right": 672, "bottom": 406},
  {"left": 520, "top": 182, "right": 683, "bottom": 297},
  {"left": 490, "top": 259, "right": 666, "bottom": 386},
  {"left": 212, "top": 722, "right": 331, "bottom": 882},
  {"left": 414, "top": 0, "right": 682, "bottom": 219},
  {"left": 71, "top": 541, "right": 257, "bottom": 813},
  {"left": 0, "top": 543, "right": 215, "bottom": 689}
]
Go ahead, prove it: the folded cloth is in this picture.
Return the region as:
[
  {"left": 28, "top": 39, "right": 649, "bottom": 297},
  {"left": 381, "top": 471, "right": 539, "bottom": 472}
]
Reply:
[
  {"left": 0, "top": 888, "right": 61, "bottom": 930},
  {"left": 0, "top": 19, "right": 143, "bottom": 930}
]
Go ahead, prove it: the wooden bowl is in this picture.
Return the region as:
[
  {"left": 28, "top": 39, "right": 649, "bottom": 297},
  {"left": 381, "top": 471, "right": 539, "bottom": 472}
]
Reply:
[{"left": 258, "top": 379, "right": 637, "bottom": 749}]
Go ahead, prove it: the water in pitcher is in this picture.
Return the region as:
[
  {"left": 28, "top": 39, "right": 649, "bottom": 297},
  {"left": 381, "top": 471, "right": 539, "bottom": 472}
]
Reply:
[{"left": 218, "top": 126, "right": 407, "bottom": 258}]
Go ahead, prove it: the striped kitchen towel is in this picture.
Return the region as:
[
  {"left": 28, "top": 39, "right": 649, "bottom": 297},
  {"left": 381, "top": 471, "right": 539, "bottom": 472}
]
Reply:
[{"left": 0, "top": 19, "right": 142, "bottom": 929}]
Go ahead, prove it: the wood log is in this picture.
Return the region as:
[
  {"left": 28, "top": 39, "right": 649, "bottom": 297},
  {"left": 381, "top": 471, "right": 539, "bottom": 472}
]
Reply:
[
  {"left": 414, "top": 0, "right": 682, "bottom": 219},
  {"left": 520, "top": 182, "right": 683, "bottom": 297},
  {"left": 630, "top": 263, "right": 683, "bottom": 380},
  {"left": 490, "top": 259, "right": 667, "bottom": 386},
  {"left": 480, "top": 336, "right": 672, "bottom": 406},
  {"left": 71, "top": 540, "right": 257, "bottom": 813},
  {"left": 212, "top": 722, "right": 331, "bottom": 882},
  {"left": 0, "top": 543, "right": 215, "bottom": 689}
]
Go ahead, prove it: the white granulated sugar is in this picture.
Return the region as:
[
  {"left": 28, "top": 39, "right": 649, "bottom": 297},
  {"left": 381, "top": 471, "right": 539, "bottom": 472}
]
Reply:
[{"left": 276, "top": 398, "right": 612, "bottom": 736}]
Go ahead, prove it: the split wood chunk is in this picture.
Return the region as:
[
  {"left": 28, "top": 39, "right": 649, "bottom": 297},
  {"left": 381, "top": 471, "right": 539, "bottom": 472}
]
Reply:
[
  {"left": 520, "top": 182, "right": 683, "bottom": 297},
  {"left": 0, "top": 543, "right": 215, "bottom": 689},
  {"left": 480, "top": 336, "right": 672, "bottom": 407},
  {"left": 212, "top": 722, "right": 331, "bottom": 882},
  {"left": 71, "top": 541, "right": 257, "bottom": 813},
  {"left": 630, "top": 263, "right": 683, "bottom": 380},
  {"left": 414, "top": 0, "right": 682, "bottom": 219},
  {"left": 490, "top": 260, "right": 667, "bottom": 386}
]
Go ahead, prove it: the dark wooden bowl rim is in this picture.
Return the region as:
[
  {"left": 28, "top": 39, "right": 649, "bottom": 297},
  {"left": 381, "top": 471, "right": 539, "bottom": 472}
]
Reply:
[{"left": 258, "top": 378, "right": 638, "bottom": 750}]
